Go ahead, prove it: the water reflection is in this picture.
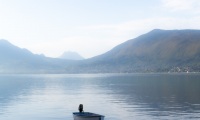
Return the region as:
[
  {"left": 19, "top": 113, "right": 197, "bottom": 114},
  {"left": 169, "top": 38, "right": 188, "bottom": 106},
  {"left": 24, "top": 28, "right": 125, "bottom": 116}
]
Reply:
[
  {"left": 0, "top": 74, "right": 200, "bottom": 120},
  {"left": 96, "top": 73, "right": 200, "bottom": 119}
]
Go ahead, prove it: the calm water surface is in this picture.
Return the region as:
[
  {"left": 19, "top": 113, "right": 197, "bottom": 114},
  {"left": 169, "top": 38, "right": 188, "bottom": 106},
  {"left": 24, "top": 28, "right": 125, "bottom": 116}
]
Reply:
[{"left": 0, "top": 73, "right": 200, "bottom": 120}]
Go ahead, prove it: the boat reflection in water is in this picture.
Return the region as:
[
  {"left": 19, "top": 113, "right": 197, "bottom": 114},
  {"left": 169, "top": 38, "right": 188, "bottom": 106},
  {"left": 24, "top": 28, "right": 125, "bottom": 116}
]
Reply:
[{"left": 73, "top": 112, "right": 105, "bottom": 120}]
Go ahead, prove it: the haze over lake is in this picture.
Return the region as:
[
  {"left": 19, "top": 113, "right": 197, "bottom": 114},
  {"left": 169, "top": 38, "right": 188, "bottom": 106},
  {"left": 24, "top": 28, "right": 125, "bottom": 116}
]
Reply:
[
  {"left": 1, "top": 1, "right": 200, "bottom": 120},
  {"left": 0, "top": 73, "right": 200, "bottom": 120}
]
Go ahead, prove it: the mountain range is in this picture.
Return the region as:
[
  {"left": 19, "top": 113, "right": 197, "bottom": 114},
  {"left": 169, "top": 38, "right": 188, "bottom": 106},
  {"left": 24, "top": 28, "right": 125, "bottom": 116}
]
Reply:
[
  {"left": 0, "top": 40, "right": 76, "bottom": 73},
  {"left": 0, "top": 29, "right": 200, "bottom": 73}
]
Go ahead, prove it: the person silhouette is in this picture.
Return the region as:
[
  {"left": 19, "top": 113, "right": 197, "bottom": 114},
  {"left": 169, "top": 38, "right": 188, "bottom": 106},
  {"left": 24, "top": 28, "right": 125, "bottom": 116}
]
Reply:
[{"left": 79, "top": 104, "right": 83, "bottom": 113}]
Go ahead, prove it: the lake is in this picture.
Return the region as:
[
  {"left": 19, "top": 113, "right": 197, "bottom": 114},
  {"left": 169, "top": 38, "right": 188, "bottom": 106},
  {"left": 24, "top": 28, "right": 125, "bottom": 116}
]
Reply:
[{"left": 0, "top": 73, "right": 200, "bottom": 120}]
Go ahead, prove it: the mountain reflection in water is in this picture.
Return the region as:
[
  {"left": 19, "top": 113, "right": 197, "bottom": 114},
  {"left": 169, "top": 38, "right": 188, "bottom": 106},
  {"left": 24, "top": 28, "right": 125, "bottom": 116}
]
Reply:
[{"left": 0, "top": 73, "right": 200, "bottom": 120}]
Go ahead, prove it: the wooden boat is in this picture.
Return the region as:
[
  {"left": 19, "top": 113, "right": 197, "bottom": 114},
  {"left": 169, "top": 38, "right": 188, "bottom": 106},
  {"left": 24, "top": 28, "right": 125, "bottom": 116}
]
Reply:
[{"left": 73, "top": 112, "right": 105, "bottom": 120}]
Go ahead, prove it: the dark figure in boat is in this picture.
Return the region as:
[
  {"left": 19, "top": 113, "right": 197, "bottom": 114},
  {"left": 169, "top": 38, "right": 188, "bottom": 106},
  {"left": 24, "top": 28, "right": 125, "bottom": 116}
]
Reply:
[{"left": 79, "top": 104, "right": 84, "bottom": 113}]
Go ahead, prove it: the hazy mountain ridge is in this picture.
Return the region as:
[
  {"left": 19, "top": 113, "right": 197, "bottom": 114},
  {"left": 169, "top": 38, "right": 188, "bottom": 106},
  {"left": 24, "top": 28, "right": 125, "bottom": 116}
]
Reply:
[
  {"left": 0, "top": 40, "right": 76, "bottom": 73},
  {"left": 0, "top": 29, "right": 200, "bottom": 73},
  {"left": 59, "top": 51, "right": 84, "bottom": 60}
]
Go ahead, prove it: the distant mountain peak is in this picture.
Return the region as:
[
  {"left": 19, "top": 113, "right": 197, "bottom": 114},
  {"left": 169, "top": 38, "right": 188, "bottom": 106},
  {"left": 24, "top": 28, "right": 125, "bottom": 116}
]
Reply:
[
  {"left": 0, "top": 39, "right": 12, "bottom": 45},
  {"left": 149, "top": 29, "right": 167, "bottom": 34},
  {"left": 0, "top": 39, "right": 9, "bottom": 42},
  {"left": 59, "top": 51, "right": 84, "bottom": 60}
]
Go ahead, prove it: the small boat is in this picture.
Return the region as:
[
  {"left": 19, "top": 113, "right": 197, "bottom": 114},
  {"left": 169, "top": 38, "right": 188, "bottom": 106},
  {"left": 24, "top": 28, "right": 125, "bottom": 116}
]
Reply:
[
  {"left": 73, "top": 104, "right": 105, "bottom": 120},
  {"left": 73, "top": 112, "right": 105, "bottom": 120}
]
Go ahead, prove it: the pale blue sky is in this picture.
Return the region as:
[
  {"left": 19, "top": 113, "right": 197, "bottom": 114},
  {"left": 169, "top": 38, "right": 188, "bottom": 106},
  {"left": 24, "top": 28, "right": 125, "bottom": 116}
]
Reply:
[{"left": 0, "top": 0, "right": 200, "bottom": 58}]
